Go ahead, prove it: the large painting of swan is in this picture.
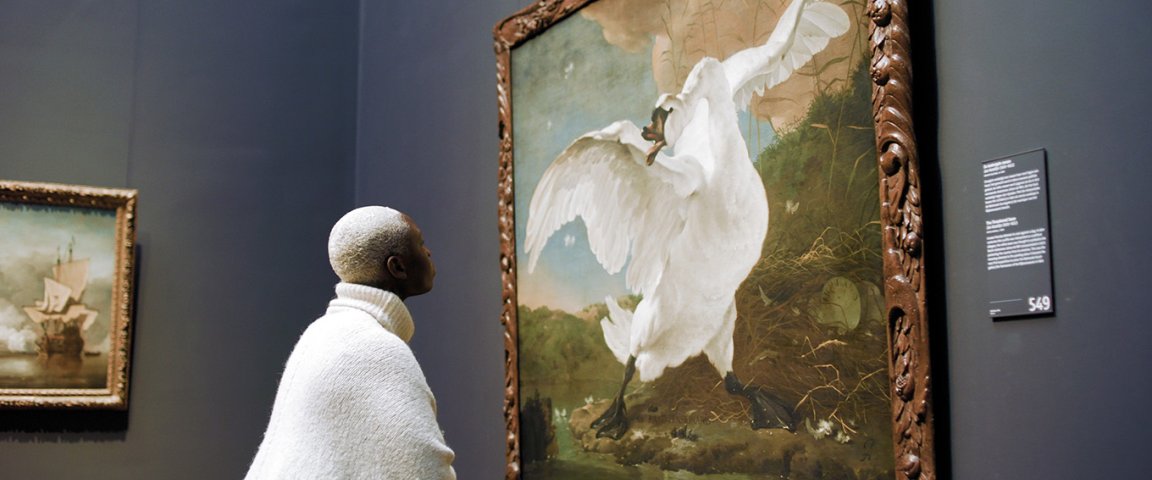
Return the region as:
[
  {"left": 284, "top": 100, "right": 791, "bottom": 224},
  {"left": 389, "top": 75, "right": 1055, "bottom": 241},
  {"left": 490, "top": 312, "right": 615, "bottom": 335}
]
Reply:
[{"left": 506, "top": 0, "right": 892, "bottom": 477}]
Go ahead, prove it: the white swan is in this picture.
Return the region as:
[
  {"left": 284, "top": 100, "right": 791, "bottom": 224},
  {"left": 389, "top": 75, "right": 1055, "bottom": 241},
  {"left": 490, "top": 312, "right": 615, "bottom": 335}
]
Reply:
[{"left": 524, "top": 0, "right": 849, "bottom": 438}]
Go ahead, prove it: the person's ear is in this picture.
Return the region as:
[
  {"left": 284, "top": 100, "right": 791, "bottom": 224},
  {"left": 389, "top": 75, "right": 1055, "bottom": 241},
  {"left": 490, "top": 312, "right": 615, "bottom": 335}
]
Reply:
[{"left": 385, "top": 255, "right": 409, "bottom": 280}]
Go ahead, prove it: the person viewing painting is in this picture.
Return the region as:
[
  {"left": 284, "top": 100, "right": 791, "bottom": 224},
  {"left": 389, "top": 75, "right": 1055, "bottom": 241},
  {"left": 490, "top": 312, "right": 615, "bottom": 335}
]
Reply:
[{"left": 246, "top": 206, "right": 455, "bottom": 480}]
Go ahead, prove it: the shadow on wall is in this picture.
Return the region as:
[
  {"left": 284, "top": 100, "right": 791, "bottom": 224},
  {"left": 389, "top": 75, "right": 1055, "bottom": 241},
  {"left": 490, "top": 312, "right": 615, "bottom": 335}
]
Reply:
[{"left": 0, "top": 410, "right": 128, "bottom": 441}]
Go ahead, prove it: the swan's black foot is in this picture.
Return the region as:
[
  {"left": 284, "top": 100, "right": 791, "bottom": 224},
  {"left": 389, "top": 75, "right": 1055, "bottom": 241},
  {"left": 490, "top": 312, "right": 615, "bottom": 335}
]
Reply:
[
  {"left": 591, "top": 397, "right": 629, "bottom": 440},
  {"left": 744, "top": 385, "right": 795, "bottom": 431},
  {"left": 725, "top": 372, "right": 795, "bottom": 432},
  {"left": 592, "top": 355, "right": 636, "bottom": 440}
]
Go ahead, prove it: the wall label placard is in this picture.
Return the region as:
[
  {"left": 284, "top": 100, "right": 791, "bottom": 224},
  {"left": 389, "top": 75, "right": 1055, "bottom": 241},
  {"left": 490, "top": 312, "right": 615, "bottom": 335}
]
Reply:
[{"left": 982, "top": 149, "right": 1055, "bottom": 319}]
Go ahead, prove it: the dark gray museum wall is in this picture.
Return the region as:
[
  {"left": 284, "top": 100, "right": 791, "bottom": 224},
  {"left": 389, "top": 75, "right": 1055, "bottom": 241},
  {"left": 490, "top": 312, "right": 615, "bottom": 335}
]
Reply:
[
  {"left": 0, "top": 0, "right": 360, "bottom": 478},
  {"left": 353, "top": 0, "right": 524, "bottom": 476},
  {"left": 930, "top": 0, "right": 1152, "bottom": 478},
  {"left": 2, "top": 0, "right": 1151, "bottom": 479}
]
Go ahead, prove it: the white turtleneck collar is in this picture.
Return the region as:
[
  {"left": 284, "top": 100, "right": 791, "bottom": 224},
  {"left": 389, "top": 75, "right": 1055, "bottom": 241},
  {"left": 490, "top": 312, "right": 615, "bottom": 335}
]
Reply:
[{"left": 326, "top": 282, "right": 415, "bottom": 342}]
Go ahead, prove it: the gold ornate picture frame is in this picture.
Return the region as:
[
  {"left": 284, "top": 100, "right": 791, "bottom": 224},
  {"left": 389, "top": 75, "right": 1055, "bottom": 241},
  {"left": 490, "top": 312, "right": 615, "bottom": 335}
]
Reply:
[
  {"left": 0, "top": 181, "right": 138, "bottom": 409},
  {"left": 495, "top": 0, "right": 933, "bottom": 477}
]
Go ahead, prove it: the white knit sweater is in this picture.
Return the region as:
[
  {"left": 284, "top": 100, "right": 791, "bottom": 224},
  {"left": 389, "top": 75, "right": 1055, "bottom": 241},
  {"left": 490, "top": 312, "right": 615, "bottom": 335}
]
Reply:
[{"left": 246, "top": 283, "right": 456, "bottom": 480}]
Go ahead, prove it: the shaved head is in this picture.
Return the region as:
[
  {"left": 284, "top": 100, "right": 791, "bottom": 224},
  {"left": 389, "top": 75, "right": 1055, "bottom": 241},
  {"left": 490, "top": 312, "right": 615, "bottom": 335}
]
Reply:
[{"left": 328, "top": 206, "right": 412, "bottom": 285}]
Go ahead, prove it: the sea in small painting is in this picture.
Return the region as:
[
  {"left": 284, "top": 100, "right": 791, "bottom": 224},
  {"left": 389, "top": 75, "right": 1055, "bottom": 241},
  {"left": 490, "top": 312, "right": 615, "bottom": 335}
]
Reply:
[{"left": 0, "top": 202, "right": 117, "bottom": 390}]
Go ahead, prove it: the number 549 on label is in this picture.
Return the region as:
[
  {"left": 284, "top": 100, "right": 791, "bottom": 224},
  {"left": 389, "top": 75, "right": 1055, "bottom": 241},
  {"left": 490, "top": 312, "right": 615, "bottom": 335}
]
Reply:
[{"left": 1028, "top": 295, "right": 1052, "bottom": 312}]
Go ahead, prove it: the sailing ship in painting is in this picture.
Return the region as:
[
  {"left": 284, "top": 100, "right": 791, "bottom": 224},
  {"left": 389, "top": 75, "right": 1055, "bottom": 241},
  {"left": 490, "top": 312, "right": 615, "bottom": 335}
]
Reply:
[{"left": 21, "top": 240, "right": 100, "bottom": 357}]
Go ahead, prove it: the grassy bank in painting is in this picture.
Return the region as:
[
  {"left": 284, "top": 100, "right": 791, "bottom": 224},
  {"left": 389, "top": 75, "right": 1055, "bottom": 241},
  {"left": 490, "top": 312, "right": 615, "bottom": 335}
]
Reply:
[{"left": 518, "top": 59, "right": 891, "bottom": 478}]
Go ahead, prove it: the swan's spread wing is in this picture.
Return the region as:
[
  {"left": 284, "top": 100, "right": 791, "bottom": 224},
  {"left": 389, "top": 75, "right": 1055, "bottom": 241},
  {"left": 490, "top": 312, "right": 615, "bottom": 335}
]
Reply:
[
  {"left": 722, "top": 0, "right": 850, "bottom": 110},
  {"left": 524, "top": 120, "right": 696, "bottom": 295}
]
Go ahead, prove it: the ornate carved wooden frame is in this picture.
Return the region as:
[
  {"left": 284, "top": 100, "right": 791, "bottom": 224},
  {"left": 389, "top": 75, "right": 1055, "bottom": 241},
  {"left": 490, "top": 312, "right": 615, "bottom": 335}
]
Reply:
[
  {"left": 494, "top": 0, "right": 934, "bottom": 478},
  {"left": 0, "top": 180, "right": 138, "bottom": 410}
]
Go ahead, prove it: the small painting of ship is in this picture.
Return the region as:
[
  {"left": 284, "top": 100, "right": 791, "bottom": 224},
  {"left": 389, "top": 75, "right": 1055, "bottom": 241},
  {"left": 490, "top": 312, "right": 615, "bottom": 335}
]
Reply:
[{"left": 21, "top": 240, "right": 99, "bottom": 357}]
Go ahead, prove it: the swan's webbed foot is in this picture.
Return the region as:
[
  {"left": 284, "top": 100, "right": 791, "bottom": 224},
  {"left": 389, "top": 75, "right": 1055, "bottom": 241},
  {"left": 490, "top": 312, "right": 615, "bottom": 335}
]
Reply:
[
  {"left": 591, "top": 355, "right": 636, "bottom": 440},
  {"left": 724, "top": 372, "right": 796, "bottom": 432},
  {"left": 591, "top": 397, "right": 629, "bottom": 440}
]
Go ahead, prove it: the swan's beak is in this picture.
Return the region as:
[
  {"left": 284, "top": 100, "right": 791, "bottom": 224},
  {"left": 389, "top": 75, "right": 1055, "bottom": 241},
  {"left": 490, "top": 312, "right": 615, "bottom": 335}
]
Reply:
[{"left": 642, "top": 107, "right": 671, "bottom": 166}]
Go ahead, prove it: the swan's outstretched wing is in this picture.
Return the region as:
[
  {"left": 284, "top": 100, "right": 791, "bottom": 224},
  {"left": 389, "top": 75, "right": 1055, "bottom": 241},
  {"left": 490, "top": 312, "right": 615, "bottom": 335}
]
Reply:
[
  {"left": 524, "top": 120, "right": 700, "bottom": 296},
  {"left": 722, "top": 0, "right": 850, "bottom": 110}
]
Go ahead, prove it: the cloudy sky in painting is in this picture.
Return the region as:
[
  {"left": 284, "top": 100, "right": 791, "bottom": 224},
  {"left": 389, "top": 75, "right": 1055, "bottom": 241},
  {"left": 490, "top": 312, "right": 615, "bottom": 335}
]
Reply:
[
  {"left": 512, "top": 13, "right": 654, "bottom": 312},
  {"left": 0, "top": 204, "right": 116, "bottom": 352}
]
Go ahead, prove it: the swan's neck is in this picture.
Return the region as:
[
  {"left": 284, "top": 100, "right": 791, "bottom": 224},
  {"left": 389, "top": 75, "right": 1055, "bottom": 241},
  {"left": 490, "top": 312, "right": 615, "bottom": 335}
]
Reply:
[
  {"left": 680, "top": 58, "right": 746, "bottom": 168},
  {"left": 682, "top": 58, "right": 736, "bottom": 114}
]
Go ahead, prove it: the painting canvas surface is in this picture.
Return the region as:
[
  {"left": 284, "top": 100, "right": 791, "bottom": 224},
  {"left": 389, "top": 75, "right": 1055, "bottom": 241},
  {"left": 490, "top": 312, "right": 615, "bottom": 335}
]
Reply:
[
  {"left": 0, "top": 203, "right": 117, "bottom": 390},
  {"left": 510, "top": 0, "right": 892, "bottom": 477}
]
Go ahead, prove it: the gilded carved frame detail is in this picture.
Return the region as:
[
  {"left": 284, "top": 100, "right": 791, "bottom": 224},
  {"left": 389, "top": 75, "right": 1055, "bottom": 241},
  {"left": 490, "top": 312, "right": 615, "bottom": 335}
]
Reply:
[
  {"left": 0, "top": 181, "right": 138, "bottom": 410},
  {"left": 495, "top": 0, "right": 934, "bottom": 477}
]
